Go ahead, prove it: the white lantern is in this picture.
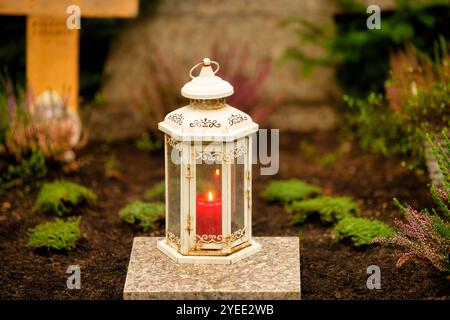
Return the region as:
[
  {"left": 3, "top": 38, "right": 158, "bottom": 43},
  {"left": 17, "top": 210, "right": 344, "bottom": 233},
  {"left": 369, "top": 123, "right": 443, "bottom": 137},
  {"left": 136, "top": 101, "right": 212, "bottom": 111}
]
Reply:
[{"left": 157, "top": 58, "right": 261, "bottom": 264}]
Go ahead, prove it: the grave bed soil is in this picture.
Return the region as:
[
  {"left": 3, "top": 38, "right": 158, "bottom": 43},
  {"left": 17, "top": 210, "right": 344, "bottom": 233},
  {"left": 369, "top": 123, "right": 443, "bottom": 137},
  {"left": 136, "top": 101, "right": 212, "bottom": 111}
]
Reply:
[{"left": 0, "top": 131, "right": 449, "bottom": 300}]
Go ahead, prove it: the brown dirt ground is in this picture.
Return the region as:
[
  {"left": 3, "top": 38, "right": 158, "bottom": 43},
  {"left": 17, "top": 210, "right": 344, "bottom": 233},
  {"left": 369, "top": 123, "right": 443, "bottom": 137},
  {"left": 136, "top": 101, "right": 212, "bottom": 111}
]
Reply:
[{"left": 0, "top": 131, "right": 449, "bottom": 299}]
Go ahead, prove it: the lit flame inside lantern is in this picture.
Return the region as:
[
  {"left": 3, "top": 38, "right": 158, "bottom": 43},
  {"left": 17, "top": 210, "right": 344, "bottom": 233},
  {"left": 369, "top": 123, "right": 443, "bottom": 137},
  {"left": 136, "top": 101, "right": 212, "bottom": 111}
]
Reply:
[
  {"left": 215, "top": 169, "right": 220, "bottom": 176},
  {"left": 208, "top": 191, "right": 213, "bottom": 201}
]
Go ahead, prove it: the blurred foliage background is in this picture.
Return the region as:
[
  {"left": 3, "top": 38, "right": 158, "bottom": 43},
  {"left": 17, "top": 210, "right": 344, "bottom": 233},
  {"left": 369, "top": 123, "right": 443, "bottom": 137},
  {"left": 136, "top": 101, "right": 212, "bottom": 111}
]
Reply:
[{"left": 283, "top": 0, "right": 450, "bottom": 97}]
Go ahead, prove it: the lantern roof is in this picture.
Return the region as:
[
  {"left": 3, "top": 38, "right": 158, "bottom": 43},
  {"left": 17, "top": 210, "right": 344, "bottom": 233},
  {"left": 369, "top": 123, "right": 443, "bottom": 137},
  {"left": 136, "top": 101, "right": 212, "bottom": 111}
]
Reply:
[
  {"left": 159, "top": 58, "right": 258, "bottom": 142},
  {"left": 181, "top": 58, "right": 234, "bottom": 100},
  {"left": 159, "top": 103, "right": 258, "bottom": 142}
]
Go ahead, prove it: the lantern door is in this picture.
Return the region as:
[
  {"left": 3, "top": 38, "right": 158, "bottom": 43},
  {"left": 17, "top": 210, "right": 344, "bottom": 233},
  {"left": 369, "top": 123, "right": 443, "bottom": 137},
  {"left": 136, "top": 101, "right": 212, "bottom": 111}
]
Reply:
[
  {"left": 187, "top": 138, "right": 251, "bottom": 255},
  {"left": 188, "top": 142, "right": 224, "bottom": 253}
]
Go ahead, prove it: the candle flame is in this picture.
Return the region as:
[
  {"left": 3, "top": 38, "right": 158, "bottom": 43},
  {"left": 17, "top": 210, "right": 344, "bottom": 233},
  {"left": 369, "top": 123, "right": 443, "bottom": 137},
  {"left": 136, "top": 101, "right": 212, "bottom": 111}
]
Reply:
[
  {"left": 215, "top": 169, "right": 220, "bottom": 176},
  {"left": 208, "top": 191, "right": 213, "bottom": 201}
]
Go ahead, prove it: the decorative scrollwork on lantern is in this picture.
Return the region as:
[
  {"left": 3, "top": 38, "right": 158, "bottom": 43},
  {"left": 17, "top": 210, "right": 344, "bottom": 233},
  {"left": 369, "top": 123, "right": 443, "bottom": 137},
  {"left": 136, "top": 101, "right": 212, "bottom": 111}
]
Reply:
[
  {"left": 196, "top": 228, "right": 246, "bottom": 246},
  {"left": 189, "top": 118, "right": 221, "bottom": 128},
  {"left": 190, "top": 98, "right": 226, "bottom": 108},
  {"left": 196, "top": 234, "right": 224, "bottom": 244},
  {"left": 168, "top": 113, "right": 184, "bottom": 125},
  {"left": 193, "top": 145, "right": 247, "bottom": 162},
  {"left": 229, "top": 228, "right": 246, "bottom": 242},
  {"left": 194, "top": 151, "right": 222, "bottom": 162},
  {"left": 167, "top": 232, "right": 181, "bottom": 249},
  {"left": 228, "top": 114, "right": 248, "bottom": 126},
  {"left": 167, "top": 137, "right": 182, "bottom": 151},
  {"left": 224, "top": 144, "right": 246, "bottom": 161}
]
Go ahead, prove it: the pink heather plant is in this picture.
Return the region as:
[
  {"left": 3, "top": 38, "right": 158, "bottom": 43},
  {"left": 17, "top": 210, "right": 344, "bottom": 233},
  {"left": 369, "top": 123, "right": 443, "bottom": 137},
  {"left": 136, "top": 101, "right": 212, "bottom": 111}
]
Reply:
[
  {"left": 1, "top": 78, "right": 83, "bottom": 162},
  {"left": 374, "top": 132, "right": 450, "bottom": 273},
  {"left": 375, "top": 201, "right": 450, "bottom": 272}
]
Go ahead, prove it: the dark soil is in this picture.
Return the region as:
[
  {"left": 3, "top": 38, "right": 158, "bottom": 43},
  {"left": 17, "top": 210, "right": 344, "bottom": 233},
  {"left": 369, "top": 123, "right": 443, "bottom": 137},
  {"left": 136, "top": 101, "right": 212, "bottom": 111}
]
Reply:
[{"left": 0, "top": 131, "right": 449, "bottom": 300}]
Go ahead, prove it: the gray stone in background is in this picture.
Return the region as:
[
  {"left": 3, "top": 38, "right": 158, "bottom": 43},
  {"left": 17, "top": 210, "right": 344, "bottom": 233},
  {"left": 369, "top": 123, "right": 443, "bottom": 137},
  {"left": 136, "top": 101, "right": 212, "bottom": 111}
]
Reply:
[
  {"left": 90, "top": 0, "right": 396, "bottom": 140},
  {"left": 90, "top": 0, "right": 338, "bottom": 140},
  {"left": 123, "top": 237, "right": 301, "bottom": 300}
]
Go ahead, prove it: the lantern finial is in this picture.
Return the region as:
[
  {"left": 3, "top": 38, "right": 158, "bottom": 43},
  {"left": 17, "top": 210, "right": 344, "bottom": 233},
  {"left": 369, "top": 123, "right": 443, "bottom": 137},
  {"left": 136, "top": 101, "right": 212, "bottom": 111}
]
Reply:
[
  {"left": 182, "top": 59, "right": 233, "bottom": 100},
  {"left": 202, "top": 57, "right": 211, "bottom": 66}
]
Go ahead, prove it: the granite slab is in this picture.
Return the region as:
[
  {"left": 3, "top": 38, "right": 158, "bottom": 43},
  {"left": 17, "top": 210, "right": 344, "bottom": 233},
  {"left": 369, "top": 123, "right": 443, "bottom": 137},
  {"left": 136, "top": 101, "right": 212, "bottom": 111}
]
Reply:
[{"left": 123, "top": 237, "right": 301, "bottom": 300}]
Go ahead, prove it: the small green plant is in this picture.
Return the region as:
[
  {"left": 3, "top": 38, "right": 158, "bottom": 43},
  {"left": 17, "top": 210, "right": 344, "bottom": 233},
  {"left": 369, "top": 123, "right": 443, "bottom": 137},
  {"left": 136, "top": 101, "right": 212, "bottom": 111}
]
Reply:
[
  {"left": 143, "top": 181, "right": 165, "bottom": 201},
  {"left": 136, "top": 133, "right": 163, "bottom": 152},
  {"left": 318, "top": 153, "right": 338, "bottom": 167},
  {"left": 119, "top": 201, "right": 165, "bottom": 231},
  {"left": 289, "top": 196, "right": 359, "bottom": 224},
  {"left": 298, "top": 140, "right": 316, "bottom": 157},
  {"left": 333, "top": 216, "right": 395, "bottom": 247},
  {"left": 104, "top": 153, "right": 121, "bottom": 179},
  {"left": 262, "top": 179, "right": 322, "bottom": 205},
  {"left": 33, "top": 180, "right": 97, "bottom": 216},
  {"left": 27, "top": 217, "right": 82, "bottom": 251},
  {"left": 0, "top": 150, "right": 47, "bottom": 194}
]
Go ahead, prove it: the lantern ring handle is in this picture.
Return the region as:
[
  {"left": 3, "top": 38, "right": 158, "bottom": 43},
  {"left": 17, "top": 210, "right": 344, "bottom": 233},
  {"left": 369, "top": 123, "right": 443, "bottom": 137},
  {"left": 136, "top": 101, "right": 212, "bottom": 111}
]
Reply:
[{"left": 189, "top": 59, "right": 220, "bottom": 79}]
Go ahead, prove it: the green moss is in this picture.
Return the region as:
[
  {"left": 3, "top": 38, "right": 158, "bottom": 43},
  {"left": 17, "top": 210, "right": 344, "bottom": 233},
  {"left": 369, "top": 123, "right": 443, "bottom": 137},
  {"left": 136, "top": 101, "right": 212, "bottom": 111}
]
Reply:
[
  {"left": 119, "top": 201, "right": 164, "bottom": 231},
  {"left": 27, "top": 217, "right": 82, "bottom": 251},
  {"left": 33, "top": 180, "right": 97, "bottom": 216},
  {"left": 289, "top": 196, "right": 359, "bottom": 224},
  {"left": 262, "top": 179, "right": 322, "bottom": 205},
  {"left": 143, "top": 181, "right": 165, "bottom": 201},
  {"left": 333, "top": 217, "right": 395, "bottom": 247}
]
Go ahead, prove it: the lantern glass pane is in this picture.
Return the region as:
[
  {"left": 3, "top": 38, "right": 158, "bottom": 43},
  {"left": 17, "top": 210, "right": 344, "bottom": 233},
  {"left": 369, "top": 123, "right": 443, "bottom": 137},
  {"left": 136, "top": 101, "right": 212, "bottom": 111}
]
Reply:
[
  {"left": 167, "top": 141, "right": 181, "bottom": 239},
  {"left": 195, "top": 159, "right": 222, "bottom": 240},
  {"left": 231, "top": 147, "right": 245, "bottom": 236}
]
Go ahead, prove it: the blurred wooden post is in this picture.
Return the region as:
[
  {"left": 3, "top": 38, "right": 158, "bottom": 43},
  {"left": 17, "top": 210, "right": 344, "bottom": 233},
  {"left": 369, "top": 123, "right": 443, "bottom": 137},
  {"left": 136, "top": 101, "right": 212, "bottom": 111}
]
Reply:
[{"left": 0, "top": 0, "right": 139, "bottom": 112}]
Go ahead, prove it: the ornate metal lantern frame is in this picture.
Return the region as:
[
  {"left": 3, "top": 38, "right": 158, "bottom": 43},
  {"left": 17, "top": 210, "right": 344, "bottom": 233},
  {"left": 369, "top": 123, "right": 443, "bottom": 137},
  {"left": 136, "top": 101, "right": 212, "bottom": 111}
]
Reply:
[{"left": 157, "top": 58, "right": 261, "bottom": 264}]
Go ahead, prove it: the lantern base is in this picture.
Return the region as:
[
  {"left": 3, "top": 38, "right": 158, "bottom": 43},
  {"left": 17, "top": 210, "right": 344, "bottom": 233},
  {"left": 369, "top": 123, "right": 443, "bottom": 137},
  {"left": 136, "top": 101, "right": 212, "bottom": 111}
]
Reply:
[
  {"left": 124, "top": 237, "right": 301, "bottom": 299},
  {"left": 157, "top": 239, "right": 261, "bottom": 264}
]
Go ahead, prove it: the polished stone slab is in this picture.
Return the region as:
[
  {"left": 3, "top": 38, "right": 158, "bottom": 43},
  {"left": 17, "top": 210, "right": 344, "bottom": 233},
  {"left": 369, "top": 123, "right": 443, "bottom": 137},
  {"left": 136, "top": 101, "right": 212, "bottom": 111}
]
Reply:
[{"left": 123, "top": 237, "right": 301, "bottom": 300}]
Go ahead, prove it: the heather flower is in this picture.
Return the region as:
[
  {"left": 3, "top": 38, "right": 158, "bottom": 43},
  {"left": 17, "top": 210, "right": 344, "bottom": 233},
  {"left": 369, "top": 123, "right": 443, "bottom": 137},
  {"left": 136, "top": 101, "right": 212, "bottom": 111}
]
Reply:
[
  {"left": 1, "top": 83, "right": 82, "bottom": 162},
  {"left": 437, "top": 188, "right": 449, "bottom": 202},
  {"left": 375, "top": 132, "right": 450, "bottom": 274}
]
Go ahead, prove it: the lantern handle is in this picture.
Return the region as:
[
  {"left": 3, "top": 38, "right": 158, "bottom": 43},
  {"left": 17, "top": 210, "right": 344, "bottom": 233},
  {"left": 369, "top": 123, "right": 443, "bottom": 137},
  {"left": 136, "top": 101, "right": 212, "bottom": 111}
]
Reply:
[{"left": 189, "top": 58, "right": 220, "bottom": 79}]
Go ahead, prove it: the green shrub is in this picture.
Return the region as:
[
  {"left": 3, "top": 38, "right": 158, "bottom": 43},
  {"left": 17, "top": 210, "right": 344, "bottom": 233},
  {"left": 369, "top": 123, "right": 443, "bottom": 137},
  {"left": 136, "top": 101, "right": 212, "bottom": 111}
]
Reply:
[
  {"left": 143, "top": 181, "right": 165, "bottom": 201},
  {"left": 33, "top": 180, "right": 97, "bottom": 216},
  {"left": 119, "top": 201, "right": 165, "bottom": 231},
  {"left": 343, "top": 93, "right": 410, "bottom": 157},
  {"left": 282, "top": 1, "right": 450, "bottom": 97},
  {"left": 333, "top": 217, "right": 395, "bottom": 246},
  {"left": 289, "top": 196, "right": 359, "bottom": 224},
  {"left": 262, "top": 179, "right": 322, "bottom": 205},
  {"left": 27, "top": 217, "right": 82, "bottom": 251},
  {"left": 0, "top": 151, "right": 47, "bottom": 194},
  {"left": 342, "top": 39, "right": 450, "bottom": 175}
]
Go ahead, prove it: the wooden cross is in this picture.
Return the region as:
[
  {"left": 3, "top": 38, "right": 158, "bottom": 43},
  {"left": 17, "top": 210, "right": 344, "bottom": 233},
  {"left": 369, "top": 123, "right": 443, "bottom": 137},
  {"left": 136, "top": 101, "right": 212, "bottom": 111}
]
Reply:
[{"left": 0, "top": 0, "right": 139, "bottom": 112}]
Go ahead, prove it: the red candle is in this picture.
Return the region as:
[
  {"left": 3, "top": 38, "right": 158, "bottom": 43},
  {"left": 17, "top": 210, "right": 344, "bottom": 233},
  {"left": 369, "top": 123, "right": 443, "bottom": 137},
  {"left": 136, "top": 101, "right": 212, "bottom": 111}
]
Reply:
[{"left": 196, "top": 191, "right": 222, "bottom": 236}]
